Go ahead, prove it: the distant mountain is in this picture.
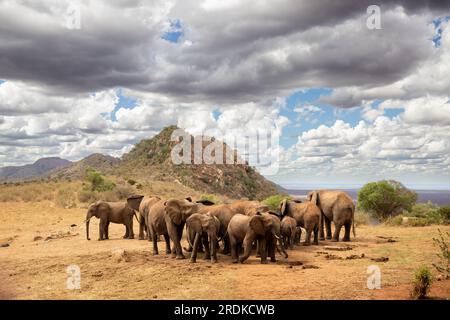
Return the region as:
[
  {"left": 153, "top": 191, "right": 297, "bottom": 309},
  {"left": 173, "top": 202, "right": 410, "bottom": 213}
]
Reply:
[
  {"left": 46, "top": 153, "right": 120, "bottom": 180},
  {"left": 117, "top": 126, "right": 281, "bottom": 199},
  {"left": 0, "top": 157, "right": 72, "bottom": 181}
]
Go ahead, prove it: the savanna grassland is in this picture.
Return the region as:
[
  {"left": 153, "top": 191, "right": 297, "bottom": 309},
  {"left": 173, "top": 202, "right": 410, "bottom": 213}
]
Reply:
[{"left": 1, "top": 197, "right": 448, "bottom": 300}]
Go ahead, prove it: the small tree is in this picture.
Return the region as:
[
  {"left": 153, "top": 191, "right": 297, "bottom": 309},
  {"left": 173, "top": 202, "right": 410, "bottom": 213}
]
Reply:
[
  {"left": 411, "top": 266, "right": 433, "bottom": 299},
  {"left": 86, "top": 169, "right": 115, "bottom": 192},
  {"left": 263, "top": 195, "right": 292, "bottom": 211},
  {"left": 357, "top": 180, "right": 417, "bottom": 220}
]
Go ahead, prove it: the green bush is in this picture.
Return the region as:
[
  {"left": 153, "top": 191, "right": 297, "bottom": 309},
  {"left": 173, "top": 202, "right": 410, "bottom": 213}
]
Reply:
[
  {"left": 86, "top": 169, "right": 116, "bottom": 192},
  {"left": 411, "top": 266, "right": 433, "bottom": 299},
  {"left": 437, "top": 206, "right": 450, "bottom": 224},
  {"left": 263, "top": 195, "right": 292, "bottom": 211},
  {"left": 384, "top": 214, "right": 404, "bottom": 226},
  {"left": 358, "top": 180, "right": 417, "bottom": 220},
  {"left": 432, "top": 229, "right": 449, "bottom": 279}
]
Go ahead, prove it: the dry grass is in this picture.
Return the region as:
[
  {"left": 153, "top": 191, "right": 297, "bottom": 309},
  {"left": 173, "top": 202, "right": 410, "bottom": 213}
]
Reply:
[{"left": 0, "top": 201, "right": 449, "bottom": 300}]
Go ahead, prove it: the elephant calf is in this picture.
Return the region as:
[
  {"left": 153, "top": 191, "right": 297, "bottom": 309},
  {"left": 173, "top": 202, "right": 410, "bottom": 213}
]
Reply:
[
  {"left": 279, "top": 199, "right": 320, "bottom": 245},
  {"left": 227, "top": 213, "right": 287, "bottom": 264},
  {"left": 85, "top": 198, "right": 142, "bottom": 241},
  {"left": 280, "top": 216, "right": 297, "bottom": 249},
  {"left": 185, "top": 213, "right": 220, "bottom": 263}
]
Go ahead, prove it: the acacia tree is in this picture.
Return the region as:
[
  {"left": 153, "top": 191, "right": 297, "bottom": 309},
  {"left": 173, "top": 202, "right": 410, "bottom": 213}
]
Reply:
[{"left": 357, "top": 180, "right": 417, "bottom": 219}]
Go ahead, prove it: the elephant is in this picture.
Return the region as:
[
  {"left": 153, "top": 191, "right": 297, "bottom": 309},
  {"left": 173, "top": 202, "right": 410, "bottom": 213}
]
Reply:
[
  {"left": 85, "top": 199, "right": 139, "bottom": 241},
  {"left": 227, "top": 213, "right": 288, "bottom": 264},
  {"left": 307, "top": 190, "right": 356, "bottom": 242},
  {"left": 229, "top": 200, "right": 269, "bottom": 216},
  {"left": 185, "top": 213, "right": 220, "bottom": 263},
  {"left": 163, "top": 198, "right": 201, "bottom": 259},
  {"left": 280, "top": 216, "right": 297, "bottom": 249},
  {"left": 279, "top": 199, "right": 321, "bottom": 245},
  {"left": 127, "top": 195, "right": 161, "bottom": 240}
]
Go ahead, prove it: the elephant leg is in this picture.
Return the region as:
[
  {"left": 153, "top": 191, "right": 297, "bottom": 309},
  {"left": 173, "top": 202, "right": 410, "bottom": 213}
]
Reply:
[
  {"left": 319, "top": 212, "right": 325, "bottom": 240},
  {"left": 303, "top": 228, "right": 312, "bottom": 246},
  {"left": 210, "top": 236, "right": 218, "bottom": 263},
  {"left": 268, "top": 239, "right": 276, "bottom": 262},
  {"left": 202, "top": 234, "right": 211, "bottom": 260},
  {"left": 343, "top": 222, "right": 351, "bottom": 242},
  {"left": 259, "top": 239, "right": 268, "bottom": 264},
  {"left": 146, "top": 215, "right": 152, "bottom": 242},
  {"left": 104, "top": 221, "right": 110, "bottom": 240},
  {"left": 230, "top": 237, "right": 238, "bottom": 263},
  {"left": 325, "top": 218, "right": 332, "bottom": 240},
  {"left": 163, "top": 234, "right": 171, "bottom": 254},
  {"left": 332, "top": 223, "right": 342, "bottom": 242},
  {"left": 255, "top": 240, "right": 260, "bottom": 258},
  {"left": 151, "top": 226, "right": 159, "bottom": 255},
  {"left": 98, "top": 219, "right": 107, "bottom": 240},
  {"left": 190, "top": 233, "right": 201, "bottom": 263},
  {"left": 313, "top": 226, "right": 319, "bottom": 245},
  {"left": 239, "top": 235, "right": 254, "bottom": 263},
  {"left": 167, "top": 223, "right": 185, "bottom": 259},
  {"left": 222, "top": 236, "right": 230, "bottom": 255},
  {"left": 123, "top": 223, "right": 129, "bottom": 239},
  {"left": 139, "top": 215, "right": 146, "bottom": 240},
  {"left": 128, "top": 219, "right": 134, "bottom": 239},
  {"left": 289, "top": 235, "right": 294, "bottom": 249}
]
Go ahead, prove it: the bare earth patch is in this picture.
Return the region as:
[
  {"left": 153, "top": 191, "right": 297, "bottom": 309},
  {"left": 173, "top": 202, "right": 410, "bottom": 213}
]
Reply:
[{"left": 0, "top": 202, "right": 449, "bottom": 300}]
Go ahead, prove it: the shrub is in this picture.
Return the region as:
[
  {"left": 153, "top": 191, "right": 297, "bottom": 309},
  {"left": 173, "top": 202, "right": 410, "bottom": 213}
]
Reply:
[
  {"left": 86, "top": 169, "right": 116, "bottom": 192},
  {"left": 100, "top": 190, "right": 120, "bottom": 202},
  {"left": 55, "top": 189, "right": 77, "bottom": 208},
  {"left": 411, "top": 266, "right": 433, "bottom": 299},
  {"left": 384, "top": 214, "right": 404, "bottom": 226},
  {"left": 432, "top": 229, "right": 449, "bottom": 279},
  {"left": 437, "top": 206, "right": 450, "bottom": 224},
  {"left": 358, "top": 180, "right": 417, "bottom": 220},
  {"left": 263, "top": 195, "right": 292, "bottom": 211},
  {"left": 127, "top": 179, "right": 137, "bottom": 186},
  {"left": 354, "top": 211, "right": 371, "bottom": 226},
  {"left": 114, "top": 184, "right": 136, "bottom": 200},
  {"left": 77, "top": 190, "right": 98, "bottom": 203}
]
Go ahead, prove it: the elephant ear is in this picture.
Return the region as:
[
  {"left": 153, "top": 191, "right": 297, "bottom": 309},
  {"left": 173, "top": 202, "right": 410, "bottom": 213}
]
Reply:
[
  {"left": 127, "top": 195, "right": 144, "bottom": 211},
  {"left": 310, "top": 191, "right": 319, "bottom": 205},
  {"left": 165, "top": 200, "right": 183, "bottom": 225},
  {"left": 250, "top": 215, "right": 266, "bottom": 236},
  {"left": 279, "top": 199, "right": 289, "bottom": 216}
]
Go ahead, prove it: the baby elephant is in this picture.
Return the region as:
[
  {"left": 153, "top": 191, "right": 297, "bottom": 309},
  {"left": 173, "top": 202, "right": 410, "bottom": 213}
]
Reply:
[
  {"left": 185, "top": 213, "right": 220, "bottom": 263},
  {"left": 281, "top": 216, "right": 297, "bottom": 249}
]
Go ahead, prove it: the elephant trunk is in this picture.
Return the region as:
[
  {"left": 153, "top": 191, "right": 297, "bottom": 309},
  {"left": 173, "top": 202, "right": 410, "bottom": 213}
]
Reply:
[
  {"left": 352, "top": 207, "right": 356, "bottom": 238},
  {"left": 274, "top": 231, "right": 288, "bottom": 259},
  {"left": 86, "top": 213, "right": 92, "bottom": 240}
]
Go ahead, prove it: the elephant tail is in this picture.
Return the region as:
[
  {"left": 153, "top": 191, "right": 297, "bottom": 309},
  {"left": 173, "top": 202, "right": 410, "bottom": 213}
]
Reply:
[
  {"left": 351, "top": 206, "right": 356, "bottom": 238},
  {"left": 133, "top": 212, "right": 141, "bottom": 224}
]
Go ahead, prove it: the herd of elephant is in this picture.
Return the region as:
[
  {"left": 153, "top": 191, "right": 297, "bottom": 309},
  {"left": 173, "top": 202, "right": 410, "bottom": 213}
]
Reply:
[{"left": 85, "top": 190, "right": 356, "bottom": 264}]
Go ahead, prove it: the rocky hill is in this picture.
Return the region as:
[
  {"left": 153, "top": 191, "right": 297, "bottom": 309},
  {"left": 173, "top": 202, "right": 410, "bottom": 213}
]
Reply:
[
  {"left": 118, "top": 126, "right": 280, "bottom": 199},
  {"left": 0, "top": 157, "right": 72, "bottom": 182},
  {"left": 46, "top": 154, "right": 120, "bottom": 180}
]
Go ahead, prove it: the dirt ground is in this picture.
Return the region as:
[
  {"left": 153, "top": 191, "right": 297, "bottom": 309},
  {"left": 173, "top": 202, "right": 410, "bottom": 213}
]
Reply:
[{"left": 0, "top": 201, "right": 448, "bottom": 300}]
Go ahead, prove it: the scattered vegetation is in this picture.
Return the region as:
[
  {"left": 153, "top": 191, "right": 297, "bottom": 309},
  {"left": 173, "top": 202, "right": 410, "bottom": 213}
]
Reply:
[
  {"left": 358, "top": 180, "right": 417, "bottom": 220},
  {"left": 432, "top": 229, "right": 449, "bottom": 279},
  {"left": 263, "top": 194, "right": 292, "bottom": 211},
  {"left": 384, "top": 202, "right": 449, "bottom": 226},
  {"left": 86, "top": 169, "right": 116, "bottom": 192},
  {"left": 55, "top": 189, "right": 77, "bottom": 208},
  {"left": 411, "top": 266, "right": 433, "bottom": 299}
]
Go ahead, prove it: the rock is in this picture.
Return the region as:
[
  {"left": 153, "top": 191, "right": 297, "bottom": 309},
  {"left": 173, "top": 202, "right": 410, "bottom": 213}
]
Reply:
[
  {"left": 33, "top": 236, "right": 43, "bottom": 241},
  {"left": 302, "top": 265, "right": 319, "bottom": 269},
  {"left": 371, "top": 256, "right": 389, "bottom": 262},
  {"left": 324, "top": 246, "right": 352, "bottom": 251},
  {"left": 1, "top": 243, "right": 10, "bottom": 248},
  {"left": 111, "top": 248, "right": 130, "bottom": 262},
  {"left": 71, "top": 224, "right": 77, "bottom": 227}
]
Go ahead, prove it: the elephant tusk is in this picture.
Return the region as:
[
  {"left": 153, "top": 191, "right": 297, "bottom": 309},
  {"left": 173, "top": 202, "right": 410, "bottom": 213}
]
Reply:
[{"left": 274, "top": 234, "right": 280, "bottom": 240}]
